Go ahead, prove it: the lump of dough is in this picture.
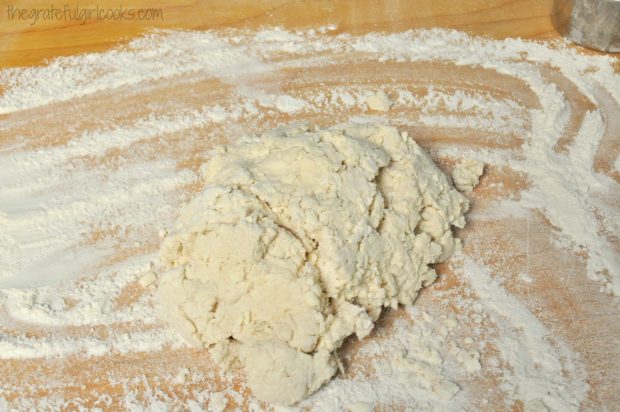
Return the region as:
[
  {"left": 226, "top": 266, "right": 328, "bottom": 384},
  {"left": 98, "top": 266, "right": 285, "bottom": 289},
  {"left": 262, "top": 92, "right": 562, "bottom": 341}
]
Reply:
[
  {"left": 240, "top": 340, "right": 336, "bottom": 405},
  {"left": 157, "top": 122, "right": 470, "bottom": 405},
  {"left": 365, "top": 91, "right": 393, "bottom": 112},
  {"left": 452, "top": 158, "right": 484, "bottom": 193}
]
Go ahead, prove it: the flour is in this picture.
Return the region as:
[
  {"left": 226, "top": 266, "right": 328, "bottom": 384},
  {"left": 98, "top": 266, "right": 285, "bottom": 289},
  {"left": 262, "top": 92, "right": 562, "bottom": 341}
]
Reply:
[
  {"left": 390, "top": 311, "right": 462, "bottom": 400},
  {"left": 157, "top": 122, "right": 471, "bottom": 404},
  {"left": 394, "top": 310, "right": 482, "bottom": 401},
  {"left": 0, "top": 25, "right": 618, "bottom": 411},
  {"left": 458, "top": 256, "right": 588, "bottom": 410},
  {"left": 208, "top": 392, "right": 228, "bottom": 412},
  {"left": 0, "top": 31, "right": 269, "bottom": 114}
]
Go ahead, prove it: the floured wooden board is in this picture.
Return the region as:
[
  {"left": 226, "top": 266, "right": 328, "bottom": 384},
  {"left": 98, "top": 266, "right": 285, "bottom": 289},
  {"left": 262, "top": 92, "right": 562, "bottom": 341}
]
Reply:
[{"left": 0, "top": 25, "right": 619, "bottom": 411}]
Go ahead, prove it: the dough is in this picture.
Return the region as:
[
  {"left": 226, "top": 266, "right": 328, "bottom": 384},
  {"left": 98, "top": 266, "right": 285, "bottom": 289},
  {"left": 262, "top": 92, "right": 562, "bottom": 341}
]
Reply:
[
  {"left": 452, "top": 158, "right": 484, "bottom": 193},
  {"left": 365, "top": 91, "right": 393, "bottom": 111},
  {"left": 348, "top": 401, "right": 374, "bottom": 412},
  {"left": 157, "top": 123, "right": 470, "bottom": 405}
]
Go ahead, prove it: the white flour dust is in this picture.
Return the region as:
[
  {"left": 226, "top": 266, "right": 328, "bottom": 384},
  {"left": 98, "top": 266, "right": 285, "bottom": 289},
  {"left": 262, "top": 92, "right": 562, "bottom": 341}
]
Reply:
[{"left": 0, "top": 26, "right": 618, "bottom": 410}]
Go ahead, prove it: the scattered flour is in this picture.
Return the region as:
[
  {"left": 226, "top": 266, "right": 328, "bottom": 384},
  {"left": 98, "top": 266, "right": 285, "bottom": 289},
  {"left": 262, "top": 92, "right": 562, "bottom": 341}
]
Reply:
[
  {"left": 459, "top": 256, "right": 587, "bottom": 411},
  {"left": 390, "top": 312, "right": 462, "bottom": 401},
  {"left": 208, "top": 392, "right": 228, "bottom": 412},
  {"left": 0, "top": 25, "right": 617, "bottom": 410}
]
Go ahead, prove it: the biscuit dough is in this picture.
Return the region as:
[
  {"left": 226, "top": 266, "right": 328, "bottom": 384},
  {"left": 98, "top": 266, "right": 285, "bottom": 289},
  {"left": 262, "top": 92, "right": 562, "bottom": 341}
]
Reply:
[
  {"left": 365, "top": 91, "right": 393, "bottom": 111},
  {"left": 452, "top": 158, "right": 484, "bottom": 193},
  {"left": 157, "top": 123, "right": 472, "bottom": 405}
]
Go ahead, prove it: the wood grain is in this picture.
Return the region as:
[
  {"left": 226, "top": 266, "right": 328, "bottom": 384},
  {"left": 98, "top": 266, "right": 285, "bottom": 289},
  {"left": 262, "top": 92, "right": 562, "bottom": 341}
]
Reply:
[
  {"left": 0, "top": 0, "right": 560, "bottom": 69},
  {"left": 0, "top": 1, "right": 618, "bottom": 411}
]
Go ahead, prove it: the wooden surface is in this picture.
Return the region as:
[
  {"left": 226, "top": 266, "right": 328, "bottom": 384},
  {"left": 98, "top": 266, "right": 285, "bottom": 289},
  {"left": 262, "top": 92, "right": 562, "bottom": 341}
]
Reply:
[
  {"left": 0, "top": 0, "right": 562, "bottom": 69},
  {"left": 0, "top": 1, "right": 619, "bottom": 411}
]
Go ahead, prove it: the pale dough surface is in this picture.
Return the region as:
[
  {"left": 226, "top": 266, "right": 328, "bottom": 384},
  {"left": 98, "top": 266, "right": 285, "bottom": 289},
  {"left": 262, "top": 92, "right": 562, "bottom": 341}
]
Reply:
[
  {"left": 365, "top": 91, "right": 393, "bottom": 112},
  {"left": 452, "top": 158, "right": 484, "bottom": 193},
  {"left": 157, "top": 123, "right": 471, "bottom": 405}
]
